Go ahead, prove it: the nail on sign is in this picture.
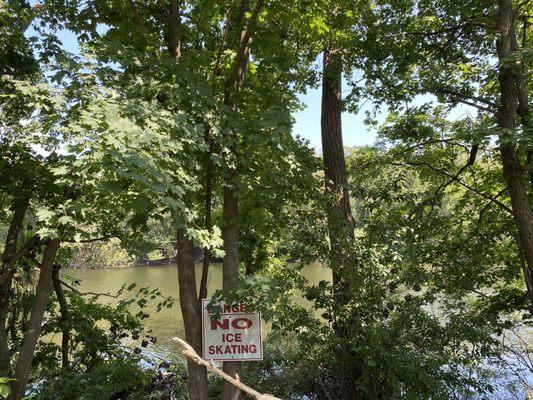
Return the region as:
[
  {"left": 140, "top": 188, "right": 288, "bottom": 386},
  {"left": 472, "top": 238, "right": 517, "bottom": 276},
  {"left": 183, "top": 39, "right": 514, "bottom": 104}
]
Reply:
[{"left": 202, "top": 299, "right": 263, "bottom": 361}]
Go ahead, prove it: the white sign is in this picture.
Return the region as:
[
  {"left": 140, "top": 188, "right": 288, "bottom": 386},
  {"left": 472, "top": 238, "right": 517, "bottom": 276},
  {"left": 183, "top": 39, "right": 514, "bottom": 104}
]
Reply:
[{"left": 202, "top": 299, "right": 263, "bottom": 361}]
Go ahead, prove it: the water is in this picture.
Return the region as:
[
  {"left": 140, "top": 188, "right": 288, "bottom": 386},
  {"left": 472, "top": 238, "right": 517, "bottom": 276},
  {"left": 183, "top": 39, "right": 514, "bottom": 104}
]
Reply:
[
  {"left": 67, "top": 263, "right": 330, "bottom": 359},
  {"left": 66, "top": 263, "right": 532, "bottom": 398}
]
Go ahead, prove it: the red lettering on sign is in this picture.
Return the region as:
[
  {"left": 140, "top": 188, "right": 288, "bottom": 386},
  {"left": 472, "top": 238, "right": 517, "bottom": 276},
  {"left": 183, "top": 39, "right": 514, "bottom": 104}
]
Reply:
[
  {"left": 210, "top": 317, "right": 253, "bottom": 330},
  {"left": 211, "top": 318, "right": 230, "bottom": 330},
  {"left": 232, "top": 318, "right": 252, "bottom": 329}
]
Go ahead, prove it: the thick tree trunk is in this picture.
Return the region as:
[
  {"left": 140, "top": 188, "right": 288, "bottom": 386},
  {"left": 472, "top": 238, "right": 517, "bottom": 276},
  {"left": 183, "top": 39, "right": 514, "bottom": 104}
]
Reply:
[
  {"left": 320, "top": 46, "right": 360, "bottom": 400},
  {"left": 177, "top": 230, "right": 209, "bottom": 400},
  {"left": 52, "top": 264, "right": 70, "bottom": 369},
  {"left": 496, "top": 0, "right": 533, "bottom": 307},
  {"left": 0, "top": 199, "right": 29, "bottom": 377},
  {"left": 9, "top": 238, "right": 60, "bottom": 400}
]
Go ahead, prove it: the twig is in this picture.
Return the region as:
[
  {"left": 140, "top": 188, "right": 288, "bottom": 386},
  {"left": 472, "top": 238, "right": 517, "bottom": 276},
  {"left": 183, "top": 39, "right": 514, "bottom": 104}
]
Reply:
[
  {"left": 351, "top": 139, "right": 470, "bottom": 171},
  {"left": 172, "top": 337, "right": 281, "bottom": 400},
  {"left": 59, "top": 279, "right": 118, "bottom": 298},
  {"left": 64, "top": 235, "right": 117, "bottom": 244},
  {"left": 393, "top": 161, "right": 514, "bottom": 215},
  {"left": 433, "top": 87, "right": 499, "bottom": 109},
  {"left": 478, "top": 187, "right": 509, "bottom": 222}
]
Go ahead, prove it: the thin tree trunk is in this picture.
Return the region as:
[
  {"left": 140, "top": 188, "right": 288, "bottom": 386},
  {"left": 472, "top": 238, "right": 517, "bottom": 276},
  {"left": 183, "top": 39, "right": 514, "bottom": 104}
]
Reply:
[
  {"left": 168, "top": 0, "right": 182, "bottom": 59},
  {"left": 166, "top": 1, "right": 210, "bottom": 396},
  {"left": 177, "top": 230, "right": 209, "bottom": 400},
  {"left": 52, "top": 264, "right": 70, "bottom": 369},
  {"left": 199, "top": 128, "right": 214, "bottom": 301},
  {"left": 9, "top": 238, "right": 61, "bottom": 400},
  {"left": 0, "top": 199, "right": 29, "bottom": 377},
  {"left": 220, "top": 175, "right": 241, "bottom": 400},
  {"left": 219, "top": 2, "right": 263, "bottom": 398},
  {"left": 496, "top": 0, "right": 533, "bottom": 307},
  {"left": 320, "top": 45, "right": 361, "bottom": 400},
  {"left": 219, "top": 1, "right": 263, "bottom": 398}
]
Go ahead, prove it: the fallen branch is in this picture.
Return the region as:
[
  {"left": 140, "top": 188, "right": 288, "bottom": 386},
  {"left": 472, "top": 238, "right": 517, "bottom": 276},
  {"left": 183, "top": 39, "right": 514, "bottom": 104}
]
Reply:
[{"left": 172, "top": 337, "right": 281, "bottom": 400}]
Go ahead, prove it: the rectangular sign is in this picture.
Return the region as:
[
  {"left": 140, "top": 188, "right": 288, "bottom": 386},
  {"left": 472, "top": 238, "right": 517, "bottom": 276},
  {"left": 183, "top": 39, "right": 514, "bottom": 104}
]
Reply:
[{"left": 202, "top": 299, "right": 263, "bottom": 361}]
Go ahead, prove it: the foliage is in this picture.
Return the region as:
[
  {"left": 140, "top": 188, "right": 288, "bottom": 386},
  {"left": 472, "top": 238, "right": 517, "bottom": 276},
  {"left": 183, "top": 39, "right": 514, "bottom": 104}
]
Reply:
[
  {"left": 0, "top": 377, "right": 10, "bottom": 399},
  {"left": 0, "top": 0, "right": 531, "bottom": 399}
]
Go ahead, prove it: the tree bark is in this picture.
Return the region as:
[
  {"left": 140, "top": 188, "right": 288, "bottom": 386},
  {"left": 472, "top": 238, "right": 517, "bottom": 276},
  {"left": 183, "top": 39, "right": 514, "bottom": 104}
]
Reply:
[
  {"left": 320, "top": 45, "right": 360, "bottom": 400},
  {"left": 177, "top": 230, "right": 209, "bottom": 400},
  {"left": 168, "top": 0, "right": 182, "bottom": 59},
  {"left": 0, "top": 199, "right": 29, "bottom": 377},
  {"left": 199, "top": 127, "right": 214, "bottom": 302},
  {"left": 496, "top": 0, "right": 533, "bottom": 308},
  {"left": 166, "top": 1, "right": 210, "bottom": 396},
  {"left": 220, "top": 173, "right": 241, "bottom": 400},
  {"left": 9, "top": 238, "right": 61, "bottom": 400},
  {"left": 52, "top": 264, "right": 70, "bottom": 369},
  {"left": 220, "top": 2, "right": 263, "bottom": 399}
]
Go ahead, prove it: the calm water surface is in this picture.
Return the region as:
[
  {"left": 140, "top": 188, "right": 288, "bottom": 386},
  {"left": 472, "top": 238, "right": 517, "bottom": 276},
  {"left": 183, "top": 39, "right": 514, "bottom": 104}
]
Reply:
[
  {"left": 66, "top": 264, "right": 532, "bottom": 398},
  {"left": 68, "top": 263, "right": 330, "bottom": 359}
]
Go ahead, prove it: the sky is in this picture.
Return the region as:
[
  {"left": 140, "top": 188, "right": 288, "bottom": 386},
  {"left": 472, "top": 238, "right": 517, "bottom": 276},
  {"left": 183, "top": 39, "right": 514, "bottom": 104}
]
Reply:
[
  {"left": 293, "top": 86, "right": 379, "bottom": 151},
  {"left": 28, "top": 27, "right": 381, "bottom": 152},
  {"left": 32, "top": 27, "right": 474, "bottom": 152}
]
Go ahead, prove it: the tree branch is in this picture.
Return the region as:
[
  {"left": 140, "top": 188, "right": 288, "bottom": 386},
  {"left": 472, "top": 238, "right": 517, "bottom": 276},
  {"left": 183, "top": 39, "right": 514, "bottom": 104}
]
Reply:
[
  {"left": 393, "top": 161, "right": 514, "bottom": 215},
  {"left": 59, "top": 279, "right": 118, "bottom": 298},
  {"left": 213, "top": 4, "right": 234, "bottom": 77},
  {"left": 168, "top": 0, "right": 183, "bottom": 59},
  {"left": 7, "top": 235, "right": 41, "bottom": 266},
  {"left": 433, "top": 87, "right": 499, "bottom": 109},
  {"left": 127, "top": 0, "right": 148, "bottom": 34},
  {"left": 63, "top": 235, "right": 116, "bottom": 244},
  {"left": 478, "top": 187, "right": 509, "bottom": 222},
  {"left": 173, "top": 337, "right": 280, "bottom": 400},
  {"left": 351, "top": 139, "right": 470, "bottom": 171}
]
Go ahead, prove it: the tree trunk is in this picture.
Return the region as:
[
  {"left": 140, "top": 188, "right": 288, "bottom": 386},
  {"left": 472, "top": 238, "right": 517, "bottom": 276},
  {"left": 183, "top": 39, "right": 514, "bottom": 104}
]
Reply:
[
  {"left": 9, "top": 238, "right": 61, "bottom": 400},
  {"left": 0, "top": 199, "right": 29, "bottom": 377},
  {"left": 167, "top": 1, "right": 210, "bottom": 396},
  {"left": 219, "top": 2, "right": 263, "bottom": 398},
  {"left": 199, "top": 127, "right": 214, "bottom": 301},
  {"left": 52, "top": 264, "right": 70, "bottom": 369},
  {"left": 496, "top": 0, "right": 533, "bottom": 308},
  {"left": 220, "top": 177, "right": 241, "bottom": 400},
  {"left": 320, "top": 45, "right": 361, "bottom": 400},
  {"left": 177, "top": 230, "right": 209, "bottom": 400}
]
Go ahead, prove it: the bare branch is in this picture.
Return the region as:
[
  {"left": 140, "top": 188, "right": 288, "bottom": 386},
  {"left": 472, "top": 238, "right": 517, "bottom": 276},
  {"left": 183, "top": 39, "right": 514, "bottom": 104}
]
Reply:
[
  {"left": 173, "top": 337, "right": 281, "bottom": 400},
  {"left": 478, "top": 187, "right": 509, "bottom": 222},
  {"left": 393, "top": 161, "right": 514, "bottom": 215},
  {"left": 409, "top": 18, "right": 497, "bottom": 37},
  {"left": 213, "top": 4, "right": 233, "bottom": 77},
  {"left": 63, "top": 235, "right": 116, "bottom": 244},
  {"left": 433, "top": 88, "right": 499, "bottom": 109},
  {"left": 59, "top": 279, "right": 118, "bottom": 298},
  {"left": 351, "top": 139, "right": 470, "bottom": 171}
]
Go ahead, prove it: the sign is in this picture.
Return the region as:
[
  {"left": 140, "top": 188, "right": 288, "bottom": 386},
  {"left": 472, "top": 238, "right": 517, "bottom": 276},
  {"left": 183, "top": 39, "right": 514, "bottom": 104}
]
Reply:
[{"left": 202, "top": 299, "right": 263, "bottom": 361}]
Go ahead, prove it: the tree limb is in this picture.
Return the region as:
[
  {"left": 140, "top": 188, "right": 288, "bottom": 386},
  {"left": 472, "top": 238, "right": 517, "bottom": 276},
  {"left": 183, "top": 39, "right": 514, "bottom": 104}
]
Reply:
[
  {"left": 59, "top": 279, "right": 118, "bottom": 298},
  {"left": 173, "top": 337, "right": 281, "bottom": 400},
  {"left": 393, "top": 161, "right": 514, "bottom": 215},
  {"left": 63, "top": 235, "right": 116, "bottom": 244},
  {"left": 478, "top": 187, "right": 509, "bottom": 222},
  {"left": 433, "top": 87, "right": 499, "bottom": 109}
]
